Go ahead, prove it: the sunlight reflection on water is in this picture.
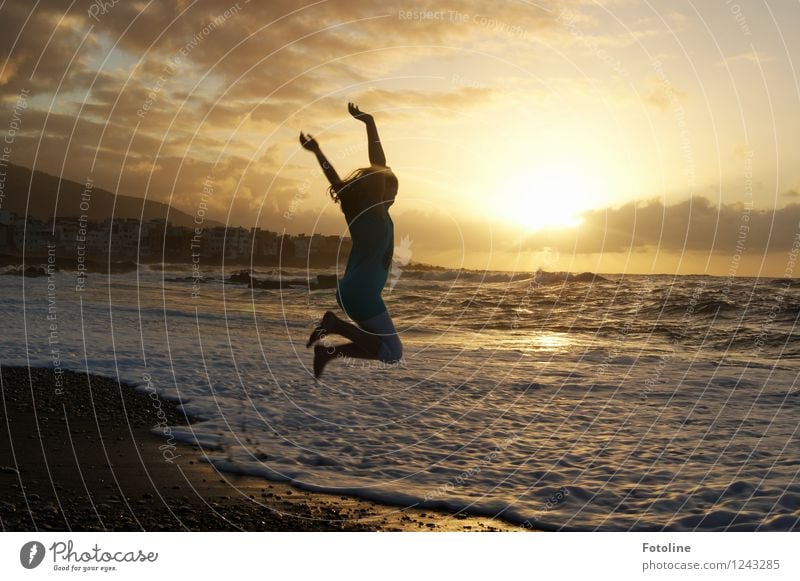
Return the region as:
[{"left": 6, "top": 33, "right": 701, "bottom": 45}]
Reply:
[{"left": 500, "top": 331, "right": 575, "bottom": 353}]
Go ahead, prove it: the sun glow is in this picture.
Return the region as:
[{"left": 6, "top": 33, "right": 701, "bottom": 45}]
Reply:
[{"left": 495, "top": 159, "right": 607, "bottom": 231}]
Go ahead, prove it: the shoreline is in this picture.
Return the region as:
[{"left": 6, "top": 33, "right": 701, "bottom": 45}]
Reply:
[{"left": 0, "top": 366, "right": 526, "bottom": 532}]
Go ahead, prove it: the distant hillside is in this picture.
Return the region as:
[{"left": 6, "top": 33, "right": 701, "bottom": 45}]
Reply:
[{"left": 1, "top": 163, "right": 219, "bottom": 228}]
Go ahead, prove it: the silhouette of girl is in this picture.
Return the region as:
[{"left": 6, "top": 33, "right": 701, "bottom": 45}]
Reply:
[{"left": 300, "top": 103, "right": 403, "bottom": 378}]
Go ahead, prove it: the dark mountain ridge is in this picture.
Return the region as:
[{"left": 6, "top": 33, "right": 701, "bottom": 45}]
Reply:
[{"left": 0, "top": 163, "right": 219, "bottom": 227}]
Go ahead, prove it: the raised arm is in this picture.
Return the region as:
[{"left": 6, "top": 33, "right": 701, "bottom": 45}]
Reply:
[
  {"left": 299, "top": 132, "right": 341, "bottom": 188},
  {"left": 348, "top": 102, "right": 386, "bottom": 167}
]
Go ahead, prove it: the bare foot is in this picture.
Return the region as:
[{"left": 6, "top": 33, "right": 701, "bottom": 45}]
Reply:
[
  {"left": 306, "top": 325, "right": 326, "bottom": 348},
  {"left": 313, "top": 345, "right": 336, "bottom": 379},
  {"left": 306, "top": 311, "right": 339, "bottom": 348}
]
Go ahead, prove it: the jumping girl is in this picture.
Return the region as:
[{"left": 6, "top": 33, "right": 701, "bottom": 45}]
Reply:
[{"left": 300, "top": 103, "right": 403, "bottom": 378}]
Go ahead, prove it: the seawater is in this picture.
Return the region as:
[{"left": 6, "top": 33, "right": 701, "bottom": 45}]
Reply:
[{"left": 1, "top": 266, "right": 798, "bottom": 531}]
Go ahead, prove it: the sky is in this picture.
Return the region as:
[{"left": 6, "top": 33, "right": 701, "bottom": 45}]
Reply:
[{"left": 1, "top": 0, "right": 799, "bottom": 275}]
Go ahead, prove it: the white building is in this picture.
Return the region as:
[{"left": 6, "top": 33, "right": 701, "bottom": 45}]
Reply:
[
  {"left": 13, "top": 220, "right": 57, "bottom": 253},
  {"left": 204, "top": 226, "right": 251, "bottom": 259},
  {"left": 293, "top": 233, "right": 320, "bottom": 259}
]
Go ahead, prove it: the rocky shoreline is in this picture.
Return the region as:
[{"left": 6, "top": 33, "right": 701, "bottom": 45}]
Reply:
[{"left": 0, "top": 366, "right": 524, "bottom": 532}]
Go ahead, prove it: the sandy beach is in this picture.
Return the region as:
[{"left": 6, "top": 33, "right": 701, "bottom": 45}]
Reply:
[{"left": 0, "top": 366, "right": 524, "bottom": 532}]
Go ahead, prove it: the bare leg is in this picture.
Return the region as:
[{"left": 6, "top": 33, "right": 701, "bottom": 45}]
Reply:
[
  {"left": 313, "top": 342, "right": 380, "bottom": 379},
  {"left": 307, "top": 310, "right": 382, "bottom": 355}
]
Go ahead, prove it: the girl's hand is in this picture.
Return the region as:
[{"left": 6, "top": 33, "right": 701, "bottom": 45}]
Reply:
[
  {"left": 348, "top": 102, "right": 373, "bottom": 124},
  {"left": 299, "top": 131, "right": 320, "bottom": 152}
]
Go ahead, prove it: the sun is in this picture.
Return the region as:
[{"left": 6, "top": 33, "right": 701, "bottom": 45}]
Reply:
[{"left": 495, "top": 159, "right": 606, "bottom": 231}]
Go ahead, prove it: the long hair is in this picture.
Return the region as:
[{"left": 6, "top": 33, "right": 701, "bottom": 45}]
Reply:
[{"left": 329, "top": 166, "right": 397, "bottom": 217}]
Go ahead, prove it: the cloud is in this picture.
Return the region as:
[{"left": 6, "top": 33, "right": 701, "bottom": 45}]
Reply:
[
  {"left": 666, "top": 9, "right": 689, "bottom": 28},
  {"left": 272, "top": 193, "right": 800, "bottom": 274},
  {"left": 0, "top": 1, "right": 562, "bottom": 219},
  {"left": 0, "top": 2, "right": 101, "bottom": 96},
  {"left": 644, "top": 76, "right": 685, "bottom": 111},
  {"left": 3, "top": 0, "right": 791, "bottom": 275},
  {"left": 523, "top": 196, "right": 800, "bottom": 254},
  {"left": 719, "top": 51, "right": 774, "bottom": 67}
]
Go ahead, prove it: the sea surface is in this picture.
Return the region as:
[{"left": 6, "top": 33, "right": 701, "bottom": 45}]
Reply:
[{"left": 1, "top": 263, "right": 799, "bottom": 531}]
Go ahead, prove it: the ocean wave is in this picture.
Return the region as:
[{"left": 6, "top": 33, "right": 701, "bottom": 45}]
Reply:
[
  {"left": 399, "top": 268, "right": 608, "bottom": 285},
  {"left": 3, "top": 270, "right": 798, "bottom": 531},
  {"left": 642, "top": 297, "right": 740, "bottom": 317},
  {"left": 402, "top": 269, "right": 514, "bottom": 283}
]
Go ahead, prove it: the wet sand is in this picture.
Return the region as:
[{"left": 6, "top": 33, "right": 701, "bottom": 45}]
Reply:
[{"left": 0, "top": 367, "right": 525, "bottom": 532}]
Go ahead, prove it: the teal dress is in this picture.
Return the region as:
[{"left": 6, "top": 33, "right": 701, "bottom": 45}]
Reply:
[{"left": 336, "top": 207, "right": 394, "bottom": 322}]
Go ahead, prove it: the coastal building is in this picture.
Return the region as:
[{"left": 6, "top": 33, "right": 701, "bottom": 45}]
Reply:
[
  {"left": 110, "top": 219, "right": 141, "bottom": 256},
  {"left": 57, "top": 217, "right": 80, "bottom": 244},
  {"left": 165, "top": 225, "right": 194, "bottom": 259},
  {"left": 13, "top": 218, "right": 58, "bottom": 254},
  {"left": 253, "top": 229, "right": 278, "bottom": 258},
  {"left": 319, "top": 234, "right": 349, "bottom": 258},
  {"left": 203, "top": 226, "right": 251, "bottom": 259},
  {"left": 0, "top": 211, "right": 349, "bottom": 266},
  {"left": 0, "top": 210, "right": 14, "bottom": 247},
  {"left": 139, "top": 219, "right": 167, "bottom": 256},
  {"left": 292, "top": 233, "right": 321, "bottom": 259},
  {"left": 279, "top": 234, "right": 294, "bottom": 262},
  {"left": 85, "top": 228, "right": 108, "bottom": 255}
]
